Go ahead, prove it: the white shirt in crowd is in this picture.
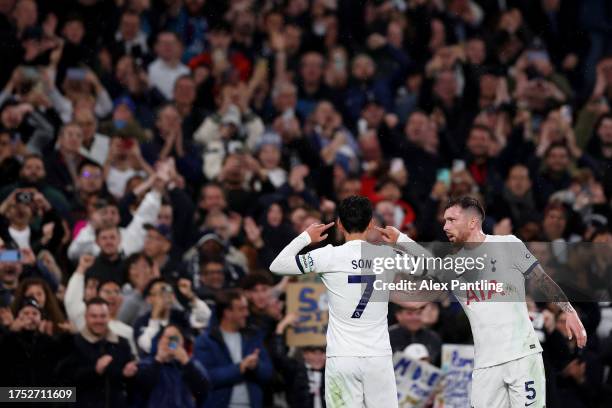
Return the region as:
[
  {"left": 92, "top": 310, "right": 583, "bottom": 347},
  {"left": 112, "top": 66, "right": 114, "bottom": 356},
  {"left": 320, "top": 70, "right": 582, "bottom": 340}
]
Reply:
[
  {"left": 67, "top": 190, "right": 161, "bottom": 261},
  {"left": 8, "top": 227, "right": 31, "bottom": 249},
  {"left": 147, "top": 59, "right": 190, "bottom": 100},
  {"left": 79, "top": 133, "right": 110, "bottom": 166}
]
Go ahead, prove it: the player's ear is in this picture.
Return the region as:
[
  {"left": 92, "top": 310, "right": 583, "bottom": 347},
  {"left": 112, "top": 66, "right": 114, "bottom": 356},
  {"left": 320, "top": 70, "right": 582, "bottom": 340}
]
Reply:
[{"left": 337, "top": 219, "right": 345, "bottom": 233}]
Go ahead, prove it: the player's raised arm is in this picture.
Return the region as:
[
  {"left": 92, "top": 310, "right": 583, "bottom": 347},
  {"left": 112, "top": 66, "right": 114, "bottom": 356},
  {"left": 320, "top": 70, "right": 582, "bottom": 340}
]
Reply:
[
  {"left": 376, "top": 226, "right": 447, "bottom": 303},
  {"left": 269, "top": 222, "right": 334, "bottom": 275},
  {"left": 528, "top": 264, "right": 587, "bottom": 348}
]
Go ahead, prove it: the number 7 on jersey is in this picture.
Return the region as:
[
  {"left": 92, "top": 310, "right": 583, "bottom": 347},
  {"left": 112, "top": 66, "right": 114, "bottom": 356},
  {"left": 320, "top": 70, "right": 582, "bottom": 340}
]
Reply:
[{"left": 348, "top": 275, "right": 376, "bottom": 318}]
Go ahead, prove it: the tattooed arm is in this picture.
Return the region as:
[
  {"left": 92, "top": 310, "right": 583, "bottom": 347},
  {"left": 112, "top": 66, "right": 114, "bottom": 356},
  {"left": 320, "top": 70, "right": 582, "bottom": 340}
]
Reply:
[{"left": 528, "top": 264, "right": 587, "bottom": 348}]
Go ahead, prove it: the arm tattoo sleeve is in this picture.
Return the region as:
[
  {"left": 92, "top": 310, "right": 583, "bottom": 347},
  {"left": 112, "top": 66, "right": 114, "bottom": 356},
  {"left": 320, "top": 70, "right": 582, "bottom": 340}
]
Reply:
[{"left": 530, "top": 264, "right": 575, "bottom": 313}]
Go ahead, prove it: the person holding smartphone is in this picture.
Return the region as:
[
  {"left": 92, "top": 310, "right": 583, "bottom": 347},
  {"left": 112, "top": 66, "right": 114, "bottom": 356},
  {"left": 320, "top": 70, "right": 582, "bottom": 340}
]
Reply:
[{"left": 135, "top": 324, "right": 209, "bottom": 408}]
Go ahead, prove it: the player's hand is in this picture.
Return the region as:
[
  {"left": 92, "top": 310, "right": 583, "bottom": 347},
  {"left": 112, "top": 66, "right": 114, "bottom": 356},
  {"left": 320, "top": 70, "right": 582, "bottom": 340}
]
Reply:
[
  {"left": 305, "top": 222, "right": 334, "bottom": 243},
  {"left": 374, "top": 226, "right": 401, "bottom": 243},
  {"left": 565, "top": 310, "right": 587, "bottom": 348}
]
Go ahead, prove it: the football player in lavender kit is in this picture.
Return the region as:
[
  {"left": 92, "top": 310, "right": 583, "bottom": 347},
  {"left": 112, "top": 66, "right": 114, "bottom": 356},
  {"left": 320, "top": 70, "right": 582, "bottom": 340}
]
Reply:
[
  {"left": 377, "top": 196, "right": 587, "bottom": 408},
  {"left": 269, "top": 196, "right": 400, "bottom": 408}
]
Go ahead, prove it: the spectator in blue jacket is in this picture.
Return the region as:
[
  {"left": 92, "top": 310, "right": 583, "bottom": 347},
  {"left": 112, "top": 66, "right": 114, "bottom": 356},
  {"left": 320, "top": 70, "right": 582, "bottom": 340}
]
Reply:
[
  {"left": 194, "top": 289, "right": 273, "bottom": 408},
  {"left": 135, "top": 324, "right": 209, "bottom": 408}
]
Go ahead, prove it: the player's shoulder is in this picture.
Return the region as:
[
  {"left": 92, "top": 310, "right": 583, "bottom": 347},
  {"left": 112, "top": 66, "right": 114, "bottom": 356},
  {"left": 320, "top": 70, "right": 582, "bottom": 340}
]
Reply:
[{"left": 486, "top": 234, "right": 523, "bottom": 244}]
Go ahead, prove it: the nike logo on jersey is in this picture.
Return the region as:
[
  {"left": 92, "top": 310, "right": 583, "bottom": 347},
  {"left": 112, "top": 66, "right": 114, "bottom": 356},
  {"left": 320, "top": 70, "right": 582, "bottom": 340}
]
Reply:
[{"left": 524, "top": 402, "right": 535, "bottom": 406}]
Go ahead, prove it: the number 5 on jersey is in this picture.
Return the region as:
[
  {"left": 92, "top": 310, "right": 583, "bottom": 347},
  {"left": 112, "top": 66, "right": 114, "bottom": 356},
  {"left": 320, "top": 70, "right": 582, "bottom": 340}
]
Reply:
[{"left": 348, "top": 275, "right": 376, "bottom": 318}]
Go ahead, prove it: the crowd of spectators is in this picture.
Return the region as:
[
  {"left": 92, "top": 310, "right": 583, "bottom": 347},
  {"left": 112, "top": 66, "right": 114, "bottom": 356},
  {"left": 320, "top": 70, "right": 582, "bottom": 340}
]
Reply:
[{"left": 0, "top": 0, "right": 612, "bottom": 407}]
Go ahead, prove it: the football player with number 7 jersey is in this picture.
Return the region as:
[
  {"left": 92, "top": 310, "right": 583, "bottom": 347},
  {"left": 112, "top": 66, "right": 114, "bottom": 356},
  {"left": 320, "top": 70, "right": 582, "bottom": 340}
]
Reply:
[{"left": 270, "top": 196, "right": 403, "bottom": 408}]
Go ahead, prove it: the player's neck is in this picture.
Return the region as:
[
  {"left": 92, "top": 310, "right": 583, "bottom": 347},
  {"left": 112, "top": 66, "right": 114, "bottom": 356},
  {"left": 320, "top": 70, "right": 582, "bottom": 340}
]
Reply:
[
  {"left": 343, "top": 231, "right": 368, "bottom": 242},
  {"left": 466, "top": 230, "right": 486, "bottom": 243}
]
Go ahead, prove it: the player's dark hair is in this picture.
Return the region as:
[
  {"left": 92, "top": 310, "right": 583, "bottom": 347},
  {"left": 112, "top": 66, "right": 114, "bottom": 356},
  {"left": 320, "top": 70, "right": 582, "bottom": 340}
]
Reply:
[
  {"left": 444, "top": 196, "right": 485, "bottom": 221},
  {"left": 338, "top": 196, "right": 372, "bottom": 233}
]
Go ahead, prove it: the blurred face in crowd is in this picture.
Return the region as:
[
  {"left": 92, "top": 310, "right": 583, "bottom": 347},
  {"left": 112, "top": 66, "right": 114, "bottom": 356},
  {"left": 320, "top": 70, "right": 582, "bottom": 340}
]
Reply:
[
  {"left": 17, "top": 305, "right": 41, "bottom": 331},
  {"left": 467, "top": 127, "right": 492, "bottom": 158},
  {"left": 597, "top": 117, "right": 612, "bottom": 145},
  {"left": 63, "top": 19, "right": 85, "bottom": 44},
  {"left": 128, "top": 256, "right": 156, "bottom": 292},
  {"left": 85, "top": 303, "right": 110, "bottom": 337},
  {"left": 99, "top": 281, "right": 122, "bottom": 318},
  {"left": 337, "top": 179, "right": 361, "bottom": 201},
  {"left": 59, "top": 124, "right": 83, "bottom": 155},
  {"left": 143, "top": 228, "right": 171, "bottom": 258},
  {"left": 405, "top": 112, "right": 429, "bottom": 143},
  {"left": 1, "top": 104, "right": 26, "bottom": 129},
  {"left": 96, "top": 228, "right": 121, "bottom": 257},
  {"left": 0, "top": 262, "right": 22, "bottom": 289},
  {"left": 25, "top": 284, "right": 45, "bottom": 307},
  {"left": 313, "top": 101, "right": 339, "bottom": 129},
  {"left": 223, "top": 296, "right": 249, "bottom": 329},
  {"left": 148, "top": 281, "right": 174, "bottom": 310},
  {"left": 302, "top": 347, "right": 326, "bottom": 370},
  {"left": 433, "top": 70, "right": 457, "bottom": 101},
  {"left": 375, "top": 201, "right": 397, "bottom": 229},
  {"left": 396, "top": 304, "right": 426, "bottom": 332},
  {"left": 220, "top": 154, "right": 245, "bottom": 185},
  {"left": 95, "top": 204, "right": 120, "bottom": 228},
  {"left": 6, "top": 201, "right": 33, "bottom": 228},
  {"left": 267, "top": 203, "right": 283, "bottom": 227},
  {"left": 290, "top": 207, "right": 307, "bottom": 233},
  {"left": 245, "top": 283, "right": 271, "bottom": 311},
  {"left": 359, "top": 134, "right": 382, "bottom": 162},
  {"left": 155, "top": 32, "right": 182, "bottom": 62},
  {"left": 185, "top": 0, "right": 205, "bottom": 13},
  {"left": 84, "top": 277, "right": 98, "bottom": 302},
  {"left": 158, "top": 325, "right": 184, "bottom": 352},
  {"left": 78, "top": 164, "right": 104, "bottom": 194},
  {"left": 13, "top": 0, "right": 37, "bottom": 30},
  {"left": 377, "top": 181, "right": 401, "bottom": 202},
  {"left": 20, "top": 156, "right": 45, "bottom": 184},
  {"left": 466, "top": 38, "right": 486, "bottom": 65},
  {"left": 208, "top": 28, "right": 231, "bottom": 50},
  {"left": 284, "top": 24, "right": 302, "bottom": 52},
  {"left": 0, "top": 132, "right": 14, "bottom": 161},
  {"left": 205, "top": 211, "right": 231, "bottom": 241},
  {"left": 273, "top": 82, "right": 298, "bottom": 112},
  {"left": 234, "top": 10, "right": 256, "bottom": 38},
  {"left": 351, "top": 54, "right": 375, "bottom": 81},
  {"left": 200, "top": 261, "right": 224, "bottom": 289},
  {"left": 443, "top": 205, "right": 479, "bottom": 243},
  {"left": 545, "top": 146, "right": 570, "bottom": 173},
  {"left": 74, "top": 109, "right": 97, "bottom": 144},
  {"left": 258, "top": 144, "right": 281, "bottom": 169},
  {"left": 120, "top": 12, "right": 140, "bottom": 41},
  {"left": 300, "top": 52, "right": 324, "bottom": 84},
  {"left": 361, "top": 103, "right": 385, "bottom": 129},
  {"left": 543, "top": 207, "right": 566, "bottom": 240},
  {"left": 506, "top": 165, "right": 531, "bottom": 197},
  {"left": 479, "top": 74, "right": 498, "bottom": 99},
  {"left": 158, "top": 204, "right": 173, "bottom": 227},
  {"left": 173, "top": 76, "right": 196, "bottom": 106},
  {"left": 156, "top": 105, "right": 181, "bottom": 137}
]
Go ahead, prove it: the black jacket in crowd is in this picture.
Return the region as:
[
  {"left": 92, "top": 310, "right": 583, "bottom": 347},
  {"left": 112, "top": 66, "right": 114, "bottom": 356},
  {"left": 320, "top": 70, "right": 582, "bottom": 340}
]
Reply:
[{"left": 56, "top": 328, "right": 134, "bottom": 408}]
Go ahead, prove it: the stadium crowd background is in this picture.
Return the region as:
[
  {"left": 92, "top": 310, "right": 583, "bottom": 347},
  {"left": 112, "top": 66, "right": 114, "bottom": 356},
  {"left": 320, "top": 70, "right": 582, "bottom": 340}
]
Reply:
[{"left": 0, "top": 0, "right": 611, "bottom": 407}]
